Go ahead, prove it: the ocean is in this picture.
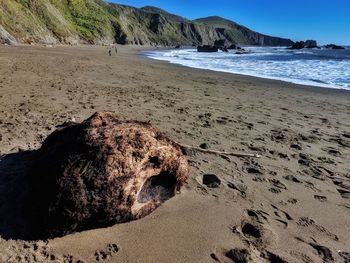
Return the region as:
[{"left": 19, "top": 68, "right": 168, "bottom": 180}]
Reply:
[{"left": 145, "top": 46, "right": 350, "bottom": 90}]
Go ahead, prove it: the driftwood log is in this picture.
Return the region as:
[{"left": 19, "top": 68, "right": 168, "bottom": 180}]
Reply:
[{"left": 26, "top": 112, "right": 188, "bottom": 238}]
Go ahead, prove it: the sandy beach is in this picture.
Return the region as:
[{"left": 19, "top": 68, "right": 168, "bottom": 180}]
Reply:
[{"left": 0, "top": 45, "right": 349, "bottom": 263}]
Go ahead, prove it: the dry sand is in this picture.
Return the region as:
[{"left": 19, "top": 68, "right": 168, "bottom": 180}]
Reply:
[{"left": 0, "top": 45, "right": 349, "bottom": 263}]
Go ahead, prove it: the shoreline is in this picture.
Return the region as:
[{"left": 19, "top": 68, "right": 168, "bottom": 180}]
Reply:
[
  {"left": 0, "top": 44, "right": 350, "bottom": 262},
  {"left": 141, "top": 47, "right": 350, "bottom": 92}
]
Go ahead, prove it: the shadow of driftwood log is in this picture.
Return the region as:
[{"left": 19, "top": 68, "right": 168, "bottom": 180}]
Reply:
[{"left": 0, "top": 151, "right": 37, "bottom": 240}]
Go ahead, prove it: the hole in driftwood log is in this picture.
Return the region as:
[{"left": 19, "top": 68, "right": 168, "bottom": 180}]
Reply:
[{"left": 138, "top": 172, "right": 177, "bottom": 203}]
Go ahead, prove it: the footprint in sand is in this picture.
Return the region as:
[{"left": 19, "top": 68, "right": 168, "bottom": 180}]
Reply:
[
  {"left": 225, "top": 248, "right": 251, "bottom": 262},
  {"left": 309, "top": 243, "right": 334, "bottom": 262},
  {"left": 237, "top": 219, "right": 276, "bottom": 250},
  {"left": 261, "top": 250, "right": 288, "bottom": 263},
  {"left": 202, "top": 174, "right": 221, "bottom": 188},
  {"left": 336, "top": 188, "right": 350, "bottom": 199}
]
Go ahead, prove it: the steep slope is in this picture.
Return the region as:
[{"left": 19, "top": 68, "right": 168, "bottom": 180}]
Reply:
[
  {"left": 106, "top": 4, "right": 224, "bottom": 46},
  {"left": 0, "top": 1, "right": 293, "bottom": 46},
  {"left": 195, "top": 16, "right": 294, "bottom": 46},
  {"left": 0, "top": 0, "right": 120, "bottom": 44}
]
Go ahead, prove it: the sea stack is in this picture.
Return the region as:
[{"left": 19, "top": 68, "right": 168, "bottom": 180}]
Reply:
[{"left": 26, "top": 112, "right": 188, "bottom": 238}]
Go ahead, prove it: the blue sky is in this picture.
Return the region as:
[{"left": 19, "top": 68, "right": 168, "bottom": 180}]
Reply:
[{"left": 110, "top": 0, "right": 350, "bottom": 45}]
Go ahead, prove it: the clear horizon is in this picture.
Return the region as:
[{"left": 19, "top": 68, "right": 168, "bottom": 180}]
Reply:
[{"left": 110, "top": 0, "right": 350, "bottom": 46}]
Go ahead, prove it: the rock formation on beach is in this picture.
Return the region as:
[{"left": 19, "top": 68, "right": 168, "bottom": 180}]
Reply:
[
  {"left": 25, "top": 112, "right": 188, "bottom": 238},
  {"left": 197, "top": 45, "right": 219, "bottom": 52},
  {"left": 0, "top": 0, "right": 294, "bottom": 46}
]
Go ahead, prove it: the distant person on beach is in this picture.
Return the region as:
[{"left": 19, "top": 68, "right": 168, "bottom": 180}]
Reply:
[
  {"left": 108, "top": 48, "right": 112, "bottom": 56},
  {"left": 115, "top": 45, "right": 118, "bottom": 54}
]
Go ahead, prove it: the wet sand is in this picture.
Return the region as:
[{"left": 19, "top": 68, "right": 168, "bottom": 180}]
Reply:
[{"left": 0, "top": 45, "right": 349, "bottom": 263}]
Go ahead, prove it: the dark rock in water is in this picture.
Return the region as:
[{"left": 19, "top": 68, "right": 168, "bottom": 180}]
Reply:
[
  {"left": 290, "top": 41, "right": 305, "bottom": 49},
  {"left": 26, "top": 112, "right": 188, "bottom": 238},
  {"left": 214, "top": 39, "right": 231, "bottom": 49},
  {"left": 221, "top": 46, "right": 229, "bottom": 52},
  {"left": 305, "top": 40, "right": 317, "bottom": 48},
  {"left": 213, "top": 39, "right": 230, "bottom": 52},
  {"left": 325, "top": 44, "right": 345, "bottom": 50},
  {"left": 227, "top": 44, "right": 238, "bottom": 49},
  {"left": 203, "top": 174, "right": 221, "bottom": 188},
  {"left": 175, "top": 44, "right": 181, "bottom": 49},
  {"left": 197, "top": 45, "right": 218, "bottom": 52}
]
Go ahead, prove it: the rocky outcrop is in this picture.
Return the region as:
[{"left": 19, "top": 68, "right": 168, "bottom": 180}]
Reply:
[
  {"left": 214, "top": 39, "right": 230, "bottom": 48},
  {"left": 290, "top": 41, "right": 305, "bottom": 49},
  {"left": 26, "top": 112, "right": 188, "bottom": 238},
  {"left": 197, "top": 45, "right": 219, "bottom": 52},
  {"left": 305, "top": 40, "right": 317, "bottom": 48},
  {"left": 195, "top": 16, "right": 294, "bottom": 46},
  {"left": 325, "top": 44, "right": 345, "bottom": 50},
  {"left": 0, "top": 26, "right": 17, "bottom": 45},
  {"left": 290, "top": 40, "right": 319, "bottom": 49}
]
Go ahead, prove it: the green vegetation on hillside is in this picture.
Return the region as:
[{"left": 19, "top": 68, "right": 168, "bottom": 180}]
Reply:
[{"left": 0, "top": 0, "right": 293, "bottom": 46}]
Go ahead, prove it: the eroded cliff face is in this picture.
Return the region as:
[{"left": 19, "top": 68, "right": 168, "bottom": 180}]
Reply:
[{"left": 0, "top": 0, "right": 293, "bottom": 46}]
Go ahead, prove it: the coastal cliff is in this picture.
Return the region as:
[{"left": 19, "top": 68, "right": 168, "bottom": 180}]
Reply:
[{"left": 0, "top": 0, "right": 294, "bottom": 46}]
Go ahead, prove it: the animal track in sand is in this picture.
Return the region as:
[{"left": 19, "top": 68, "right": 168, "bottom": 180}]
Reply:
[
  {"left": 270, "top": 129, "right": 287, "bottom": 142},
  {"left": 269, "top": 179, "right": 287, "bottom": 190},
  {"left": 227, "top": 181, "right": 247, "bottom": 197},
  {"left": 246, "top": 209, "right": 269, "bottom": 223},
  {"left": 314, "top": 195, "right": 327, "bottom": 202},
  {"left": 290, "top": 143, "right": 302, "bottom": 150},
  {"left": 94, "top": 243, "right": 119, "bottom": 261},
  {"left": 339, "top": 251, "right": 350, "bottom": 263},
  {"left": 325, "top": 147, "right": 342, "bottom": 156},
  {"left": 268, "top": 204, "right": 293, "bottom": 229},
  {"left": 304, "top": 181, "right": 322, "bottom": 192},
  {"left": 290, "top": 250, "right": 314, "bottom": 263},
  {"left": 298, "top": 153, "right": 312, "bottom": 166},
  {"left": 283, "top": 174, "right": 302, "bottom": 183},
  {"left": 297, "top": 217, "right": 338, "bottom": 241},
  {"left": 243, "top": 160, "right": 264, "bottom": 175},
  {"left": 303, "top": 165, "right": 332, "bottom": 181},
  {"left": 329, "top": 135, "right": 350, "bottom": 148}
]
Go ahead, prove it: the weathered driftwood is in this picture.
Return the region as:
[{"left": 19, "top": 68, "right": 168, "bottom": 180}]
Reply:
[
  {"left": 26, "top": 112, "right": 188, "bottom": 238},
  {"left": 175, "top": 142, "right": 262, "bottom": 158}
]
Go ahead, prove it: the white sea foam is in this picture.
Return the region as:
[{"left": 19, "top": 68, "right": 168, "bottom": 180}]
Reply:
[{"left": 145, "top": 47, "right": 350, "bottom": 90}]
